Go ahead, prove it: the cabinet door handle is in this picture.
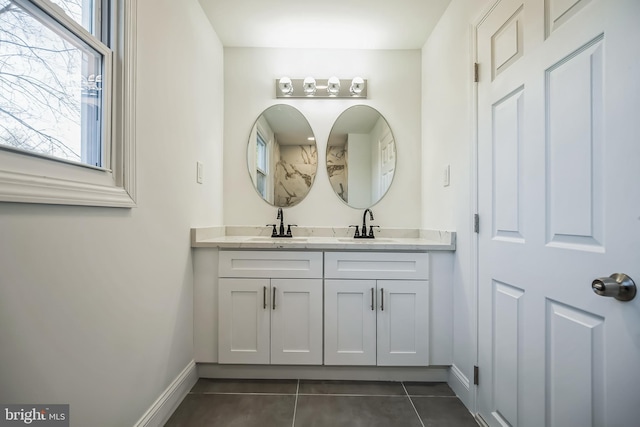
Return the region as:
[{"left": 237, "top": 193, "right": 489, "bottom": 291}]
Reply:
[
  {"left": 371, "top": 287, "right": 375, "bottom": 310},
  {"left": 272, "top": 286, "right": 277, "bottom": 310},
  {"left": 263, "top": 286, "right": 267, "bottom": 310},
  {"left": 380, "top": 288, "right": 384, "bottom": 311}
]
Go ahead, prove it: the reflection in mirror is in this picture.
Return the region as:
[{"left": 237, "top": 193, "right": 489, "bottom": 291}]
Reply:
[
  {"left": 327, "top": 105, "right": 396, "bottom": 209},
  {"left": 247, "top": 105, "right": 317, "bottom": 207}
]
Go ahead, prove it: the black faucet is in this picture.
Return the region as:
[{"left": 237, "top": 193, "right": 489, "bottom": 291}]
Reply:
[
  {"left": 277, "top": 208, "right": 285, "bottom": 236},
  {"left": 267, "top": 208, "right": 295, "bottom": 238},
  {"left": 362, "top": 208, "right": 373, "bottom": 234},
  {"left": 352, "top": 208, "right": 377, "bottom": 239}
]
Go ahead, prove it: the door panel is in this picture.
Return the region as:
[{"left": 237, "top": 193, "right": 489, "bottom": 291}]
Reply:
[
  {"left": 378, "top": 129, "right": 395, "bottom": 199},
  {"left": 477, "top": 1, "right": 640, "bottom": 426},
  {"left": 545, "top": 36, "right": 604, "bottom": 249},
  {"left": 377, "top": 280, "right": 429, "bottom": 366},
  {"left": 545, "top": 0, "right": 592, "bottom": 37},
  {"left": 493, "top": 86, "right": 525, "bottom": 242},
  {"left": 492, "top": 5, "right": 524, "bottom": 79},
  {"left": 545, "top": 300, "right": 605, "bottom": 427},
  {"left": 492, "top": 281, "right": 524, "bottom": 426},
  {"left": 270, "top": 278, "right": 323, "bottom": 365},
  {"left": 324, "top": 279, "right": 377, "bottom": 366},
  {"left": 218, "top": 278, "right": 270, "bottom": 364}
]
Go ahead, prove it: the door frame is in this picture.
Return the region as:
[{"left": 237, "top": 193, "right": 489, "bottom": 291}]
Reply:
[{"left": 470, "top": 0, "right": 505, "bottom": 421}]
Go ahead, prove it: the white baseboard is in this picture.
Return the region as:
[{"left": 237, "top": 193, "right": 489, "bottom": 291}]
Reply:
[
  {"left": 449, "top": 363, "right": 473, "bottom": 406},
  {"left": 475, "top": 413, "right": 490, "bottom": 427},
  {"left": 449, "top": 364, "right": 479, "bottom": 422},
  {"left": 134, "top": 360, "right": 198, "bottom": 427},
  {"left": 449, "top": 364, "right": 470, "bottom": 390}
]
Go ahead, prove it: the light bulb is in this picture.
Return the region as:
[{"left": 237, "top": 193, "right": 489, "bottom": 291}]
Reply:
[
  {"left": 350, "top": 76, "right": 365, "bottom": 95},
  {"left": 303, "top": 76, "right": 316, "bottom": 95},
  {"left": 278, "top": 77, "right": 293, "bottom": 95},
  {"left": 327, "top": 76, "right": 340, "bottom": 96}
]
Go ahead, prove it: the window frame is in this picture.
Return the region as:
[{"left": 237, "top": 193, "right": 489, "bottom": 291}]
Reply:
[
  {"left": 255, "top": 131, "right": 268, "bottom": 198},
  {"left": 0, "top": 0, "right": 137, "bottom": 207}
]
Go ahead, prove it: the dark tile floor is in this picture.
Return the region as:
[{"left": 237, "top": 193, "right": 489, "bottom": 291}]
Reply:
[{"left": 165, "top": 379, "right": 479, "bottom": 427}]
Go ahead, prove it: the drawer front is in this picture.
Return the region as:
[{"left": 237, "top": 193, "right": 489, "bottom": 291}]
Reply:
[
  {"left": 324, "top": 252, "right": 429, "bottom": 280},
  {"left": 219, "top": 250, "right": 323, "bottom": 278}
]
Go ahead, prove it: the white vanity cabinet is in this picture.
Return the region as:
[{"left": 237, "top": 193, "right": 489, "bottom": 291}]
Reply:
[
  {"left": 217, "top": 251, "right": 323, "bottom": 365},
  {"left": 324, "top": 252, "right": 430, "bottom": 366}
]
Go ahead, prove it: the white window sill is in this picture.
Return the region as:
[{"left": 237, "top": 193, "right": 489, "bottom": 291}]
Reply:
[{"left": 0, "top": 169, "right": 136, "bottom": 207}]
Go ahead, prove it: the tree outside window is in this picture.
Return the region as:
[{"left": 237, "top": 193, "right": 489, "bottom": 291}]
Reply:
[{"left": 0, "top": 0, "right": 105, "bottom": 167}]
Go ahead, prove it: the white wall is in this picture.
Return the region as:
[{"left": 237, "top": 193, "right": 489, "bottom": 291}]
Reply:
[
  {"left": 0, "top": 1, "right": 224, "bottom": 425},
  {"left": 223, "top": 48, "right": 422, "bottom": 228},
  {"left": 421, "top": 0, "right": 491, "bottom": 409}
]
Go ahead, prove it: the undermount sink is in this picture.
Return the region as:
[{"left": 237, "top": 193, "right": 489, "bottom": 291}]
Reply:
[
  {"left": 247, "top": 236, "right": 308, "bottom": 242},
  {"left": 336, "top": 237, "right": 398, "bottom": 243}
]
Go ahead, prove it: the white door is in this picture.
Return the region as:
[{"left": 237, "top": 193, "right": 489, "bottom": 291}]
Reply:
[
  {"left": 218, "top": 278, "right": 270, "bottom": 364},
  {"left": 270, "top": 278, "right": 323, "bottom": 365},
  {"left": 377, "top": 281, "right": 429, "bottom": 366},
  {"left": 477, "top": 0, "right": 640, "bottom": 426},
  {"left": 377, "top": 129, "right": 395, "bottom": 200},
  {"left": 324, "top": 279, "right": 377, "bottom": 366}
]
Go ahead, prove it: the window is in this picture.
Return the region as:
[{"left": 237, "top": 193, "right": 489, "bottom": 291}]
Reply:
[
  {"left": 255, "top": 132, "right": 268, "bottom": 198},
  {"left": 0, "top": 0, "right": 137, "bottom": 207}
]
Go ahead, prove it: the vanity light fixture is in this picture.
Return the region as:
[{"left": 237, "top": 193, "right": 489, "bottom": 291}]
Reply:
[{"left": 276, "top": 76, "right": 367, "bottom": 98}]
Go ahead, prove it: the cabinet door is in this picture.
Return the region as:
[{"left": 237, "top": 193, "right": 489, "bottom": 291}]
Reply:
[
  {"left": 377, "top": 280, "right": 429, "bottom": 366},
  {"left": 218, "top": 278, "right": 270, "bottom": 364},
  {"left": 270, "top": 279, "right": 323, "bottom": 365},
  {"left": 324, "top": 279, "right": 377, "bottom": 366}
]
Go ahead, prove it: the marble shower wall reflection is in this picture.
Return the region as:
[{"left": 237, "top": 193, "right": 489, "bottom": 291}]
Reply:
[
  {"left": 327, "top": 145, "right": 347, "bottom": 202},
  {"left": 274, "top": 145, "right": 318, "bottom": 206}
]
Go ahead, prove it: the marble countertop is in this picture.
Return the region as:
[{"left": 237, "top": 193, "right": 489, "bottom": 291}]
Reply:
[{"left": 191, "top": 226, "right": 456, "bottom": 251}]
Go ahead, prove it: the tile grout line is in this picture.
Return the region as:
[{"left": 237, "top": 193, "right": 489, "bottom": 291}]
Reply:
[
  {"left": 188, "top": 391, "right": 455, "bottom": 397},
  {"left": 191, "top": 391, "right": 295, "bottom": 396},
  {"left": 298, "top": 393, "right": 408, "bottom": 397},
  {"left": 411, "top": 395, "right": 458, "bottom": 398},
  {"left": 402, "top": 382, "right": 426, "bottom": 427},
  {"left": 291, "top": 379, "right": 300, "bottom": 427}
]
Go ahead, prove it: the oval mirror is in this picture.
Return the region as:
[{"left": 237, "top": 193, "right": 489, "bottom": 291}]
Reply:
[
  {"left": 247, "top": 105, "right": 317, "bottom": 207},
  {"left": 326, "top": 105, "right": 396, "bottom": 208}
]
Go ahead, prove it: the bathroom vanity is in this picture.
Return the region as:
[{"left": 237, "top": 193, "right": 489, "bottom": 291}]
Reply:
[{"left": 191, "top": 226, "right": 456, "bottom": 381}]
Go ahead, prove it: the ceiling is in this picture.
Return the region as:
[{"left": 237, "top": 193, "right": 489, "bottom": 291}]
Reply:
[
  {"left": 327, "top": 105, "right": 382, "bottom": 146},
  {"left": 261, "top": 105, "right": 383, "bottom": 147},
  {"left": 262, "top": 105, "right": 314, "bottom": 146},
  {"left": 198, "top": 0, "right": 452, "bottom": 50}
]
